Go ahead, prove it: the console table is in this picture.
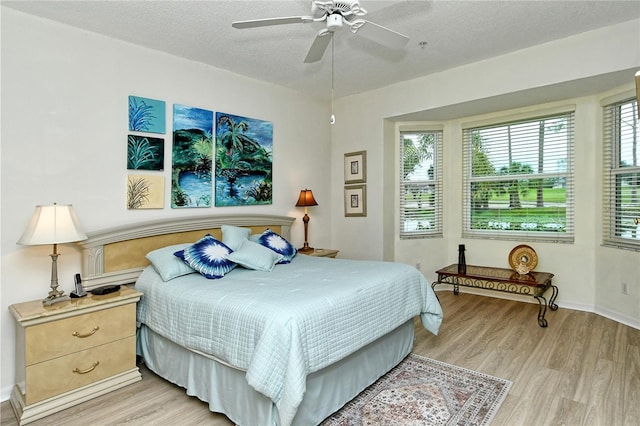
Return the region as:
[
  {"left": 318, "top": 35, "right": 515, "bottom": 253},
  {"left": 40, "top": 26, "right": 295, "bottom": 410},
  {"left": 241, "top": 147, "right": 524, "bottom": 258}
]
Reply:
[{"left": 432, "top": 264, "right": 558, "bottom": 327}]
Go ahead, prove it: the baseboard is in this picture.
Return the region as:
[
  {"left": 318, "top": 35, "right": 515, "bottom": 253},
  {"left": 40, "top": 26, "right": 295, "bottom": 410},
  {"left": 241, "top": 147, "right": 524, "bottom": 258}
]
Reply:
[
  {"left": 594, "top": 305, "right": 640, "bottom": 330},
  {"left": 1, "top": 384, "right": 13, "bottom": 403},
  {"left": 434, "top": 286, "right": 639, "bottom": 330}
]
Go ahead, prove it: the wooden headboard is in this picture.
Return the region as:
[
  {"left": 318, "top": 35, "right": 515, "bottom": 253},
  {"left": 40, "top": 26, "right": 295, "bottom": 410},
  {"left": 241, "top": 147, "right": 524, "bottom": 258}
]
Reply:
[{"left": 77, "top": 214, "right": 295, "bottom": 289}]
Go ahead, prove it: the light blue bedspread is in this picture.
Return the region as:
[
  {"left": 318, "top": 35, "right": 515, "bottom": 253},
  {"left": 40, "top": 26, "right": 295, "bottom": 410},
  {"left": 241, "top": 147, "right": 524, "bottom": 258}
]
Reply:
[{"left": 135, "top": 254, "right": 443, "bottom": 426}]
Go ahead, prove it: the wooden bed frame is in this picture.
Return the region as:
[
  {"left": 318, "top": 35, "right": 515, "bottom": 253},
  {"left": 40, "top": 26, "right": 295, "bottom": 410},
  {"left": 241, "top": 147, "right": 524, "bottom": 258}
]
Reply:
[{"left": 77, "top": 214, "right": 294, "bottom": 289}]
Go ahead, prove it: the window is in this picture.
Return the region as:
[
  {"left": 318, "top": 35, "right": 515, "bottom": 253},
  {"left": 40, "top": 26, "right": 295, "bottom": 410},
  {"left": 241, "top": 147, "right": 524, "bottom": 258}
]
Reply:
[
  {"left": 462, "top": 109, "right": 575, "bottom": 242},
  {"left": 603, "top": 96, "right": 640, "bottom": 251},
  {"left": 400, "top": 129, "right": 442, "bottom": 238}
]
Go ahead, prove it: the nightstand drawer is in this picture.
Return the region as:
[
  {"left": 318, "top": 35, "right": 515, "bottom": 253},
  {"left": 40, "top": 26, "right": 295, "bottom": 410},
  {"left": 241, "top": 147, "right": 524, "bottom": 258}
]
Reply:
[
  {"left": 26, "top": 304, "right": 136, "bottom": 365},
  {"left": 25, "top": 335, "right": 136, "bottom": 405}
]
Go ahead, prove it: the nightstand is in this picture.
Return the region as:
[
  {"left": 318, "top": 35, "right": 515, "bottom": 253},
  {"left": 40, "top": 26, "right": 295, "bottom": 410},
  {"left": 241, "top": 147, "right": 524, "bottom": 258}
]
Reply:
[
  {"left": 9, "top": 286, "right": 142, "bottom": 425},
  {"left": 308, "top": 248, "right": 339, "bottom": 258}
]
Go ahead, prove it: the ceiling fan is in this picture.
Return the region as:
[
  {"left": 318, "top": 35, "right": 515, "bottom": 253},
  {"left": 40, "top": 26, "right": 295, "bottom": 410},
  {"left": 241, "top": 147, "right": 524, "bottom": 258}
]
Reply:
[{"left": 232, "top": 0, "right": 410, "bottom": 63}]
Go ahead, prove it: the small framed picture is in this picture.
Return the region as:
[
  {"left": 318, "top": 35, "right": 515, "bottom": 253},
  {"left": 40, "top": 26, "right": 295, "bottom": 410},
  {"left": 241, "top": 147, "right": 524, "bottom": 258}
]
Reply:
[
  {"left": 344, "top": 185, "right": 367, "bottom": 217},
  {"left": 344, "top": 151, "right": 366, "bottom": 184}
]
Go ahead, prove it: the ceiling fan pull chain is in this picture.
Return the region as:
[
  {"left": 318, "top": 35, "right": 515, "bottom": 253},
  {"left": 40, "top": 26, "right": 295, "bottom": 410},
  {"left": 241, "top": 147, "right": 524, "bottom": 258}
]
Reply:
[{"left": 330, "top": 35, "right": 336, "bottom": 125}]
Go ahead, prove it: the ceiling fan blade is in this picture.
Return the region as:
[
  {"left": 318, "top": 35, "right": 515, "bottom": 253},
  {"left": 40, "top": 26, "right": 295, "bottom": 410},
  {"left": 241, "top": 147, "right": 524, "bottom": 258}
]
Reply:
[
  {"left": 232, "top": 16, "right": 312, "bottom": 29},
  {"left": 304, "top": 32, "right": 333, "bottom": 63},
  {"left": 356, "top": 20, "right": 410, "bottom": 49}
]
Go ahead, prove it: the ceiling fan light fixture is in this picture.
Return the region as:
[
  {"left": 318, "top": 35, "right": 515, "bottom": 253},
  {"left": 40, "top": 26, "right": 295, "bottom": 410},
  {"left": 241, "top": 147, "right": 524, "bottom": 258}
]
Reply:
[{"left": 327, "top": 14, "right": 343, "bottom": 31}]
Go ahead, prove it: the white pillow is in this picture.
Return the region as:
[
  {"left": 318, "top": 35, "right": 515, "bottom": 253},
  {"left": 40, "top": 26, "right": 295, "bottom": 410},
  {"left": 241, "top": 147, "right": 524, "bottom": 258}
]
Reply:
[
  {"left": 221, "top": 225, "right": 251, "bottom": 251},
  {"left": 146, "top": 243, "right": 196, "bottom": 281},
  {"left": 227, "top": 239, "right": 284, "bottom": 272}
]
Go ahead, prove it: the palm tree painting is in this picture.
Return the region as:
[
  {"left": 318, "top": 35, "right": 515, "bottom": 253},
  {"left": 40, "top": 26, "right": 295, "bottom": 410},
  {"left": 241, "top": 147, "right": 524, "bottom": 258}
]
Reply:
[
  {"left": 127, "top": 135, "right": 164, "bottom": 170},
  {"left": 127, "top": 174, "right": 164, "bottom": 209},
  {"left": 215, "top": 112, "right": 273, "bottom": 206},
  {"left": 128, "top": 96, "right": 166, "bottom": 134},
  {"left": 171, "top": 104, "right": 213, "bottom": 208}
]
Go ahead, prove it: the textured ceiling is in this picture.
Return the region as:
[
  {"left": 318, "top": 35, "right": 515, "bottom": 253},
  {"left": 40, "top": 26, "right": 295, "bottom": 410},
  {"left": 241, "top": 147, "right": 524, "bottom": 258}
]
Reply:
[{"left": 3, "top": 0, "right": 640, "bottom": 105}]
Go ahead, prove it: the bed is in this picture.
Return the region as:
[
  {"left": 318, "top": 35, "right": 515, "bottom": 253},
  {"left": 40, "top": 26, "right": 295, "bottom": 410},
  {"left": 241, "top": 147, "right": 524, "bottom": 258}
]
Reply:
[{"left": 78, "top": 214, "right": 443, "bottom": 426}]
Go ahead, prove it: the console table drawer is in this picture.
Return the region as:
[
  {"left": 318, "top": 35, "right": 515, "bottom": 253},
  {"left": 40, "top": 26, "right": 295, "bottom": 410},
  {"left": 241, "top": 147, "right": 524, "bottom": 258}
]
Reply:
[
  {"left": 25, "top": 304, "right": 136, "bottom": 365},
  {"left": 25, "top": 336, "right": 136, "bottom": 405}
]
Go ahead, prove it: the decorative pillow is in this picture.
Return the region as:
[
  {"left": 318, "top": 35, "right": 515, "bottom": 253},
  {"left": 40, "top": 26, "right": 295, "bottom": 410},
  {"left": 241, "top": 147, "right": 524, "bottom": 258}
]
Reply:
[
  {"left": 145, "top": 243, "right": 197, "bottom": 281},
  {"left": 256, "top": 230, "right": 297, "bottom": 264},
  {"left": 174, "top": 234, "right": 236, "bottom": 279},
  {"left": 221, "top": 225, "right": 250, "bottom": 251},
  {"left": 227, "top": 239, "right": 284, "bottom": 272}
]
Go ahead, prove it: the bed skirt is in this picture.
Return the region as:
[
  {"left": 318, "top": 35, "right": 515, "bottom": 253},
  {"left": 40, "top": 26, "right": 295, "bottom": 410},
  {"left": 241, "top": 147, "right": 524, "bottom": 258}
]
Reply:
[{"left": 137, "top": 319, "right": 415, "bottom": 426}]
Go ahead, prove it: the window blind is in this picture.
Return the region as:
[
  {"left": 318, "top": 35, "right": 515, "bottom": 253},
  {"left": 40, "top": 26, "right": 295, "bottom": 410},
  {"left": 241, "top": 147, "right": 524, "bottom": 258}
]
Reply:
[
  {"left": 462, "top": 111, "right": 575, "bottom": 242},
  {"left": 400, "top": 130, "right": 442, "bottom": 238},
  {"left": 602, "top": 97, "right": 640, "bottom": 251}
]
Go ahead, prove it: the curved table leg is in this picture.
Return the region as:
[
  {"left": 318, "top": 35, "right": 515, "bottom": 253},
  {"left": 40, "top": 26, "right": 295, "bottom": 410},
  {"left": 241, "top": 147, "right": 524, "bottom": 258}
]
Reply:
[
  {"left": 549, "top": 285, "right": 559, "bottom": 311},
  {"left": 534, "top": 295, "right": 549, "bottom": 327},
  {"left": 431, "top": 281, "right": 441, "bottom": 302}
]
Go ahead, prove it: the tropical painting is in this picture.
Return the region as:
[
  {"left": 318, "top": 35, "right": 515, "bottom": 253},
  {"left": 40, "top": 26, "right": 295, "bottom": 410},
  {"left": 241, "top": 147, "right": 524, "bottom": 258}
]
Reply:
[
  {"left": 172, "top": 104, "right": 213, "bottom": 208},
  {"left": 215, "top": 112, "right": 273, "bottom": 206},
  {"left": 127, "top": 135, "right": 164, "bottom": 170},
  {"left": 127, "top": 174, "right": 164, "bottom": 209},
  {"left": 128, "top": 96, "right": 166, "bottom": 134}
]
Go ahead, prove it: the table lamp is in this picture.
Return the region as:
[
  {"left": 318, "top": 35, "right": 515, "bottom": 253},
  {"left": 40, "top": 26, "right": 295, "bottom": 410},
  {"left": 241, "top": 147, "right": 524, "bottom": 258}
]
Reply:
[
  {"left": 18, "top": 203, "right": 88, "bottom": 305},
  {"left": 295, "top": 189, "right": 318, "bottom": 254}
]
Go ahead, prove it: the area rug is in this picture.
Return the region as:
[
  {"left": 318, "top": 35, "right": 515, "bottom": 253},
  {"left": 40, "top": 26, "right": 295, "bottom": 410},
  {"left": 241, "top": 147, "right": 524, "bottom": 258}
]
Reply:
[{"left": 321, "top": 353, "right": 512, "bottom": 426}]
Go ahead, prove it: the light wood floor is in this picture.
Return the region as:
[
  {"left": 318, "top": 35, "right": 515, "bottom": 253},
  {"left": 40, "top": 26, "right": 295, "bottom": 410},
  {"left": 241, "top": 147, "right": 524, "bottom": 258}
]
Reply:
[{"left": 2, "top": 291, "right": 639, "bottom": 425}]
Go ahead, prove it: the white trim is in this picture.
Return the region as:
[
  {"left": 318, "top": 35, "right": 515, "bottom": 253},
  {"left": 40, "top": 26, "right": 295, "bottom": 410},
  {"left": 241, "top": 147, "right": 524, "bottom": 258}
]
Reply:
[
  {"left": 594, "top": 306, "right": 640, "bottom": 330},
  {"left": 461, "top": 103, "right": 576, "bottom": 130},
  {"left": 600, "top": 88, "right": 636, "bottom": 107}
]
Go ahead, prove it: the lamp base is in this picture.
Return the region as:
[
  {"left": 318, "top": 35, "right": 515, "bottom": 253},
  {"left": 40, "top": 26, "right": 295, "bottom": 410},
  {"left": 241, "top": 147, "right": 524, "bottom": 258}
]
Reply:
[
  {"left": 43, "top": 250, "right": 69, "bottom": 305},
  {"left": 43, "top": 293, "right": 70, "bottom": 306},
  {"left": 43, "top": 285, "right": 69, "bottom": 306},
  {"left": 298, "top": 246, "right": 315, "bottom": 254}
]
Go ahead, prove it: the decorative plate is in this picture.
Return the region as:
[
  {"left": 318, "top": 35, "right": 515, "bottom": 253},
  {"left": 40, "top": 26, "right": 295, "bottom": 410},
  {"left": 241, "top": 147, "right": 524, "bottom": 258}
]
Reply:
[{"left": 508, "top": 244, "right": 538, "bottom": 274}]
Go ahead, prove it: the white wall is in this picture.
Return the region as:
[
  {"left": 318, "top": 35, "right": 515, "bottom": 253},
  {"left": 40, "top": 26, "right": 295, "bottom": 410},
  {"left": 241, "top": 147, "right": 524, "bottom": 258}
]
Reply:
[
  {"left": 0, "top": 8, "right": 331, "bottom": 400},
  {"left": 331, "top": 20, "right": 640, "bottom": 326}
]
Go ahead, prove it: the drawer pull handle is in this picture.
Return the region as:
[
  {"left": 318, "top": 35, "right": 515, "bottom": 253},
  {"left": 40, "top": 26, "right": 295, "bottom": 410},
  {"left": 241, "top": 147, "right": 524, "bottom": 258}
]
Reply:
[
  {"left": 72, "top": 326, "right": 99, "bottom": 338},
  {"left": 72, "top": 361, "right": 100, "bottom": 374}
]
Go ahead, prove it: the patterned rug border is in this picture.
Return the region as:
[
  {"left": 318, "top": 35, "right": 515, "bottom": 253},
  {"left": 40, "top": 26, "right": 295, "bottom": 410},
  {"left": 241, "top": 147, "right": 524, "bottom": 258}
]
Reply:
[
  {"left": 322, "top": 353, "right": 513, "bottom": 426},
  {"left": 411, "top": 354, "right": 513, "bottom": 425}
]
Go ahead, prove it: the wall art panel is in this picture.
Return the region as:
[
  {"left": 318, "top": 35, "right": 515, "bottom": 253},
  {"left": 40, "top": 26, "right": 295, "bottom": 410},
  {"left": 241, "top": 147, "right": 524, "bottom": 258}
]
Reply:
[
  {"left": 215, "top": 112, "right": 273, "bottom": 206},
  {"left": 171, "top": 104, "right": 213, "bottom": 208}
]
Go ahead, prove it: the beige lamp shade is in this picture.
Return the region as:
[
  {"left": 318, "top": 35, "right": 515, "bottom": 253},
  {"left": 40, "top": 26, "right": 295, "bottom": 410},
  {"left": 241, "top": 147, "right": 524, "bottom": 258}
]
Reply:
[{"left": 18, "top": 203, "right": 87, "bottom": 246}]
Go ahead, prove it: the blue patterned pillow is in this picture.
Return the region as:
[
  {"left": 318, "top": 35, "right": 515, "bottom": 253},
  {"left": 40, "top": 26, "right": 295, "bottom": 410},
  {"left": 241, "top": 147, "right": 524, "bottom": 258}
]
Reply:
[
  {"left": 174, "top": 234, "right": 236, "bottom": 279},
  {"left": 256, "top": 230, "right": 297, "bottom": 264}
]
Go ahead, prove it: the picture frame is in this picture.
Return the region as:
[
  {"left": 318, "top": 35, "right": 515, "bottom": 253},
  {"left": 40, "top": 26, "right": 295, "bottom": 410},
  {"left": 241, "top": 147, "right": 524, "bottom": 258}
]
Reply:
[
  {"left": 344, "top": 150, "right": 366, "bottom": 184},
  {"left": 344, "top": 185, "right": 367, "bottom": 217}
]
